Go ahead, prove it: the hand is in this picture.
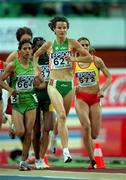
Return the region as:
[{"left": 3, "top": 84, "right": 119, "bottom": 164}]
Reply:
[
  {"left": 9, "top": 89, "right": 18, "bottom": 97},
  {"left": 34, "top": 71, "right": 39, "bottom": 77},
  {"left": 64, "top": 56, "right": 76, "bottom": 62},
  {"left": 34, "top": 76, "right": 43, "bottom": 87},
  {"left": 98, "top": 90, "right": 104, "bottom": 98}
]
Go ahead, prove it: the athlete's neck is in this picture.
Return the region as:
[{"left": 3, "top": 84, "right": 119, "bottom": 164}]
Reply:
[
  {"left": 19, "top": 58, "right": 29, "bottom": 66},
  {"left": 56, "top": 37, "right": 66, "bottom": 44}
]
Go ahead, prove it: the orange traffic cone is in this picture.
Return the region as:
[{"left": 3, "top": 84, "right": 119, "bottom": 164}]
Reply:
[
  {"left": 94, "top": 143, "right": 105, "bottom": 168},
  {"left": 0, "top": 149, "right": 8, "bottom": 164},
  {"left": 44, "top": 154, "right": 48, "bottom": 165}
]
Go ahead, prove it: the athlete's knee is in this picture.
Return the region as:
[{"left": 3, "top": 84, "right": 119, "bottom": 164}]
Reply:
[
  {"left": 82, "top": 122, "right": 91, "bottom": 134},
  {"left": 59, "top": 112, "right": 66, "bottom": 121},
  {"left": 43, "top": 125, "right": 50, "bottom": 134},
  {"left": 91, "top": 131, "right": 99, "bottom": 139},
  {"left": 25, "top": 131, "right": 32, "bottom": 137},
  {"left": 16, "top": 129, "right": 25, "bottom": 137},
  {"left": 43, "top": 128, "right": 50, "bottom": 135}
]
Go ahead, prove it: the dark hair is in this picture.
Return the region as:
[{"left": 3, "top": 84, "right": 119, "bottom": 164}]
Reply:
[
  {"left": 78, "top": 37, "right": 95, "bottom": 54},
  {"left": 48, "top": 16, "right": 69, "bottom": 31},
  {"left": 16, "top": 27, "right": 33, "bottom": 42},
  {"left": 18, "top": 39, "right": 33, "bottom": 50},
  {"left": 32, "top": 37, "right": 46, "bottom": 48},
  {"left": 78, "top": 37, "right": 91, "bottom": 46}
]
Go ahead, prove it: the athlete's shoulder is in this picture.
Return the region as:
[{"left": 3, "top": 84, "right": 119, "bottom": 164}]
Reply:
[
  {"left": 5, "top": 61, "right": 16, "bottom": 72},
  {"left": 68, "top": 38, "right": 80, "bottom": 49},
  {"left": 6, "top": 51, "right": 18, "bottom": 63},
  {"left": 68, "top": 38, "right": 77, "bottom": 43}
]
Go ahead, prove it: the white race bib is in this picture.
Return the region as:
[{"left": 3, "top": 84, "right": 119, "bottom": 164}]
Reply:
[
  {"left": 39, "top": 65, "right": 50, "bottom": 81},
  {"left": 50, "top": 51, "right": 72, "bottom": 69},
  {"left": 77, "top": 71, "right": 97, "bottom": 87},
  {"left": 16, "top": 75, "right": 34, "bottom": 92},
  {"left": 11, "top": 95, "right": 19, "bottom": 104}
]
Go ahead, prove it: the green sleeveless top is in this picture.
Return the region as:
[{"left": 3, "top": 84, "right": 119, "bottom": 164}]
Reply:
[
  {"left": 50, "top": 38, "right": 72, "bottom": 70},
  {"left": 11, "top": 59, "right": 35, "bottom": 103}
]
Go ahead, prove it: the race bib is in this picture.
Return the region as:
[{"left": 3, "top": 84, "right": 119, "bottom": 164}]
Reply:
[
  {"left": 50, "top": 50, "right": 72, "bottom": 69},
  {"left": 16, "top": 75, "right": 34, "bottom": 92},
  {"left": 11, "top": 95, "right": 19, "bottom": 104},
  {"left": 39, "top": 65, "right": 50, "bottom": 81},
  {"left": 77, "top": 71, "right": 97, "bottom": 87}
]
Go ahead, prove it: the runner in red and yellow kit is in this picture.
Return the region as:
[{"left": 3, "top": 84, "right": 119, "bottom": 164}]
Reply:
[{"left": 75, "top": 37, "right": 112, "bottom": 169}]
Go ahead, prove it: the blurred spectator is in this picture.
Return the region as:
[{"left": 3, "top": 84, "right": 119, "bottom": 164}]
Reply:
[
  {"left": 62, "top": 2, "right": 73, "bottom": 16},
  {"left": 38, "top": 3, "right": 56, "bottom": 16},
  {"left": 21, "top": 3, "right": 39, "bottom": 16},
  {"left": 0, "top": 1, "right": 126, "bottom": 18},
  {"left": 0, "top": 2, "right": 21, "bottom": 17},
  {"left": 71, "top": 3, "right": 84, "bottom": 15}
]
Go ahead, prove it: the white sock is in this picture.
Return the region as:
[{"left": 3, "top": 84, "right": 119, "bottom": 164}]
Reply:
[{"left": 63, "top": 148, "right": 70, "bottom": 155}]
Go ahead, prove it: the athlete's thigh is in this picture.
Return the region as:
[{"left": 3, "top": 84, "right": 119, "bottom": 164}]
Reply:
[
  {"left": 12, "top": 109, "right": 24, "bottom": 132},
  {"left": 25, "top": 109, "right": 36, "bottom": 131},
  {"left": 63, "top": 89, "right": 75, "bottom": 116},
  {"left": 47, "top": 85, "right": 65, "bottom": 115},
  {"left": 90, "top": 103, "right": 102, "bottom": 137},
  {"left": 75, "top": 99, "right": 90, "bottom": 127},
  {"left": 43, "top": 111, "right": 55, "bottom": 131}
]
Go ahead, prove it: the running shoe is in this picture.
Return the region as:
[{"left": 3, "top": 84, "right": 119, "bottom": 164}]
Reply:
[
  {"left": 88, "top": 159, "right": 97, "bottom": 169},
  {"left": 35, "top": 159, "right": 49, "bottom": 169},
  {"left": 63, "top": 153, "right": 72, "bottom": 163},
  {"left": 19, "top": 161, "right": 31, "bottom": 171}
]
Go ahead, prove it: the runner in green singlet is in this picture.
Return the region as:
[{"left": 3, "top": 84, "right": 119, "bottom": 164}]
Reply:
[
  {"left": 32, "top": 37, "right": 57, "bottom": 169},
  {"left": 33, "top": 16, "right": 92, "bottom": 163},
  {"left": 1, "top": 39, "right": 42, "bottom": 171},
  {"left": 5, "top": 27, "right": 33, "bottom": 139}
]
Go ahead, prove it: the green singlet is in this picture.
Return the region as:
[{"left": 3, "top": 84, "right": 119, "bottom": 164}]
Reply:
[
  {"left": 11, "top": 59, "right": 38, "bottom": 114},
  {"left": 48, "top": 38, "right": 74, "bottom": 97}
]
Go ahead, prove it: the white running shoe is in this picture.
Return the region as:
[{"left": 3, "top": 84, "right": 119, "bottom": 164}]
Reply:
[
  {"left": 19, "top": 161, "right": 31, "bottom": 171},
  {"left": 35, "top": 159, "right": 49, "bottom": 169},
  {"left": 63, "top": 153, "right": 72, "bottom": 163}
]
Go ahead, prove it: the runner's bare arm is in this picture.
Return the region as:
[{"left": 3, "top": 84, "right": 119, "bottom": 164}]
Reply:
[
  {"left": 6, "top": 51, "right": 17, "bottom": 64},
  {"left": 33, "top": 41, "right": 51, "bottom": 76},
  {"left": 1, "top": 62, "right": 16, "bottom": 95},
  {"left": 65, "top": 39, "right": 92, "bottom": 63},
  {"left": 96, "top": 57, "right": 112, "bottom": 97}
]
